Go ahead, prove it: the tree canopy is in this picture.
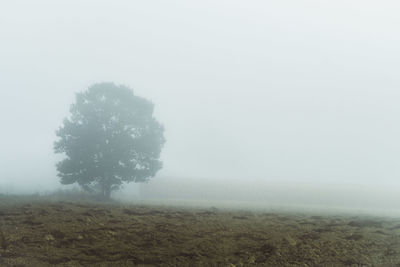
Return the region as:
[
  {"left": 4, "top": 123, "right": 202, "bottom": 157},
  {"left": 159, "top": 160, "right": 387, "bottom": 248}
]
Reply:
[{"left": 54, "top": 83, "right": 165, "bottom": 199}]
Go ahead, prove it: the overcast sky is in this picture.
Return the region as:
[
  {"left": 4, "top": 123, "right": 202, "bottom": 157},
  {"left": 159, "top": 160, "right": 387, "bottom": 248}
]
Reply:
[{"left": 1, "top": 0, "right": 400, "bottom": 194}]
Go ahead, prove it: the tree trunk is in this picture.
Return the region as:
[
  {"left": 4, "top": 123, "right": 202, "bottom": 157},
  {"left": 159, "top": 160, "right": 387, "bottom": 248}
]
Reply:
[
  {"left": 101, "top": 179, "right": 112, "bottom": 200},
  {"left": 104, "top": 184, "right": 111, "bottom": 200}
]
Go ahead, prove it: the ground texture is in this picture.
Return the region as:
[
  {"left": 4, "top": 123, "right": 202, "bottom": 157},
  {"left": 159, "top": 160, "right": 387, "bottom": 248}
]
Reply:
[{"left": 1, "top": 200, "right": 400, "bottom": 266}]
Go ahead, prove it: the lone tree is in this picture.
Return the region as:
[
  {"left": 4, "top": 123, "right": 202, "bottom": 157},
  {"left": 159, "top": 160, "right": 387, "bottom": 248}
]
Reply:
[{"left": 54, "top": 83, "right": 165, "bottom": 199}]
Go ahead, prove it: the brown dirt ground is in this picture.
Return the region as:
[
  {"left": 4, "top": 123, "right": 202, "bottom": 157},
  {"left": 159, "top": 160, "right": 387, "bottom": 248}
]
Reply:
[{"left": 1, "top": 199, "right": 400, "bottom": 266}]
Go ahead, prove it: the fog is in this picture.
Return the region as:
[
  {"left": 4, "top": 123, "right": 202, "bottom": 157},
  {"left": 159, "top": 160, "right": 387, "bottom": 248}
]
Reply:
[{"left": 1, "top": 0, "right": 400, "bottom": 213}]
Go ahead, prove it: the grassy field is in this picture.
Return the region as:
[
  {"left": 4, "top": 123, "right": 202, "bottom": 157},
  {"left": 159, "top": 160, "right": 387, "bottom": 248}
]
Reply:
[{"left": 0, "top": 194, "right": 400, "bottom": 266}]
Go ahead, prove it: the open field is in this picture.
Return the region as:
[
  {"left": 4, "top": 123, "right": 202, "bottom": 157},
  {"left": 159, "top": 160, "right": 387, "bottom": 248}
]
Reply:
[{"left": 1, "top": 196, "right": 400, "bottom": 266}]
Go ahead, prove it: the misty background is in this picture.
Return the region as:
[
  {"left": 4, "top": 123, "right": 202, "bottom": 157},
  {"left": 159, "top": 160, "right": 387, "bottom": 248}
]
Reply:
[{"left": 1, "top": 0, "right": 400, "bottom": 213}]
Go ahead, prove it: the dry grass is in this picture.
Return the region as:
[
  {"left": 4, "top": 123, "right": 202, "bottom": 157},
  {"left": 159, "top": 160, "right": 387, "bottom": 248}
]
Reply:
[{"left": 0, "top": 195, "right": 400, "bottom": 266}]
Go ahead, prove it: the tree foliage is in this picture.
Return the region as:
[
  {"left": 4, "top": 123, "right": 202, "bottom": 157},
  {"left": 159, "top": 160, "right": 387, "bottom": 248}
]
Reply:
[{"left": 54, "top": 83, "right": 165, "bottom": 199}]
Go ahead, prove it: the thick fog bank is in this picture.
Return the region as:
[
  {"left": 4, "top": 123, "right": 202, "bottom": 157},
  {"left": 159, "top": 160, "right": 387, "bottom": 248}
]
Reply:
[
  {"left": 2, "top": 1, "right": 400, "bottom": 216},
  {"left": 123, "top": 176, "right": 400, "bottom": 216}
]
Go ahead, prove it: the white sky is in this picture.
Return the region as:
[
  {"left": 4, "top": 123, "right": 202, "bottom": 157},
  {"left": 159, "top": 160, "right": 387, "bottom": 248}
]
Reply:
[{"left": 1, "top": 0, "right": 400, "bottom": 193}]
